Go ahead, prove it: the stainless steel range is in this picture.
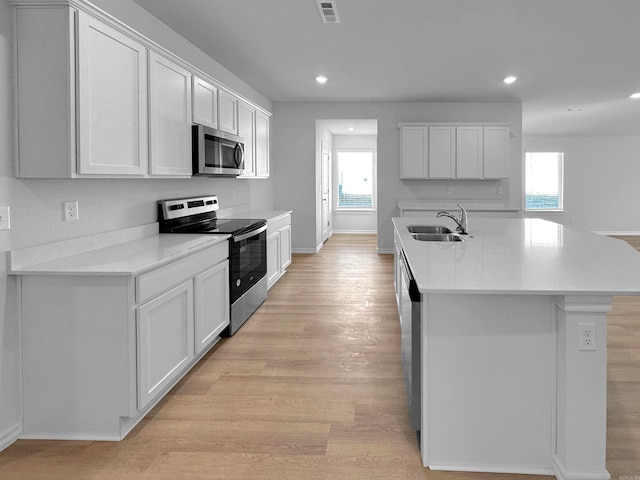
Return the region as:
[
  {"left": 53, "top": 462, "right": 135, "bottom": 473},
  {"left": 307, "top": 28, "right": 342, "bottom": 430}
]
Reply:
[{"left": 158, "top": 195, "right": 267, "bottom": 335}]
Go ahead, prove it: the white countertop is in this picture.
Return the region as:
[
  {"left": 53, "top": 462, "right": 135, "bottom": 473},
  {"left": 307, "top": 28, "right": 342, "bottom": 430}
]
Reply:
[
  {"left": 220, "top": 209, "right": 292, "bottom": 222},
  {"left": 397, "top": 199, "right": 520, "bottom": 213},
  {"left": 10, "top": 233, "right": 229, "bottom": 276},
  {"left": 393, "top": 217, "right": 640, "bottom": 295}
]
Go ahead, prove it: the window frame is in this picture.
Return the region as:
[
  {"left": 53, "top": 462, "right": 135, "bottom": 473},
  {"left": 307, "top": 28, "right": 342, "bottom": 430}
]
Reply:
[
  {"left": 524, "top": 151, "right": 565, "bottom": 213},
  {"left": 334, "top": 148, "right": 376, "bottom": 212}
]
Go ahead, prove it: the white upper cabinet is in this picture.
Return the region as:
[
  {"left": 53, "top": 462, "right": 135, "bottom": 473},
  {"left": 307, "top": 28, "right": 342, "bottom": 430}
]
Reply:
[
  {"left": 218, "top": 89, "right": 238, "bottom": 135},
  {"left": 192, "top": 76, "right": 218, "bottom": 129},
  {"left": 428, "top": 126, "right": 456, "bottom": 179},
  {"left": 237, "top": 100, "right": 255, "bottom": 177},
  {"left": 455, "top": 126, "right": 483, "bottom": 179},
  {"left": 400, "top": 126, "right": 427, "bottom": 179},
  {"left": 12, "top": 1, "right": 272, "bottom": 179},
  {"left": 483, "top": 126, "right": 510, "bottom": 179},
  {"left": 399, "top": 123, "right": 510, "bottom": 180},
  {"left": 77, "top": 12, "right": 148, "bottom": 176},
  {"left": 255, "top": 110, "right": 270, "bottom": 178},
  {"left": 149, "top": 52, "right": 192, "bottom": 177}
]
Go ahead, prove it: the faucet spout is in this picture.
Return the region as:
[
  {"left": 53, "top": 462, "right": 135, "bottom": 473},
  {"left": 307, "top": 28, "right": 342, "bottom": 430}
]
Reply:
[{"left": 435, "top": 204, "right": 468, "bottom": 234}]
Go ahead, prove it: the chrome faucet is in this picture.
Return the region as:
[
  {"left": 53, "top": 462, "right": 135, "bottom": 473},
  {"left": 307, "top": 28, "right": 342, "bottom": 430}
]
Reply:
[{"left": 436, "top": 204, "right": 468, "bottom": 234}]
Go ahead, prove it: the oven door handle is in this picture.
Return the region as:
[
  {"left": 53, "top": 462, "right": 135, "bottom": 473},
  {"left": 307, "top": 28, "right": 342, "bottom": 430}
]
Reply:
[{"left": 233, "top": 224, "right": 267, "bottom": 243}]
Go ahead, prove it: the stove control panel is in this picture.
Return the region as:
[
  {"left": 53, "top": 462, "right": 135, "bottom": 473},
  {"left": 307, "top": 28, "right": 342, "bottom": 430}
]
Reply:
[{"left": 159, "top": 195, "right": 219, "bottom": 220}]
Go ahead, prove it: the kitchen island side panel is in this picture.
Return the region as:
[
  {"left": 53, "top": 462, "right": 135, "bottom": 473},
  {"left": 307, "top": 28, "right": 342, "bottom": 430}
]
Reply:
[{"left": 421, "top": 293, "right": 555, "bottom": 474}]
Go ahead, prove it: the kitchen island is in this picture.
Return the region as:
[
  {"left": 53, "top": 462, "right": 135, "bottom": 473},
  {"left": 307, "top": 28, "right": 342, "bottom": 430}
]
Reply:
[{"left": 393, "top": 217, "right": 640, "bottom": 480}]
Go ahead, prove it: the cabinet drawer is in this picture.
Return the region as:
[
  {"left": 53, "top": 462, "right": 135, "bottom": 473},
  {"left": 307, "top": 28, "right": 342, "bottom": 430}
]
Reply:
[
  {"left": 136, "top": 243, "right": 228, "bottom": 304},
  {"left": 267, "top": 214, "right": 291, "bottom": 235}
]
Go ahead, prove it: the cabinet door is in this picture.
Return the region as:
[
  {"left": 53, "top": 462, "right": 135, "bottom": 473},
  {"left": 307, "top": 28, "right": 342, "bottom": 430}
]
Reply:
[
  {"left": 267, "top": 231, "right": 281, "bottom": 289},
  {"left": 77, "top": 12, "right": 148, "bottom": 175},
  {"left": 456, "top": 126, "right": 483, "bottom": 178},
  {"left": 400, "top": 127, "right": 427, "bottom": 178},
  {"left": 483, "top": 126, "right": 510, "bottom": 178},
  {"left": 218, "top": 89, "right": 238, "bottom": 135},
  {"left": 194, "top": 261, "right": 230, "bottom": 355},
  {"left": 137, "top": 281, "right": 194, "bottom": 410},
  {"left": 237, "top": 101, "right": 255, "bottom": 177},
  {"left": 149, "top": 52, "right": 192, "bottom": 176},
  {"left": 255, "top": 110, "right": 270, "bottom": 177},
  {"left": 428, "top": 127, "right": 456, "bottom": 178},
  {"left": 279, "top": 225, "right": 292, "bottom": 271},
  {"left": 192, "top": 76, "right": 218, "bottom": 129}
]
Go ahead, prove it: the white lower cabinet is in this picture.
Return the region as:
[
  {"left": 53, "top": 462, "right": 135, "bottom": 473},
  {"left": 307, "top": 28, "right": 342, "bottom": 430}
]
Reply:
[
  {"left": 194, "top": 261, "right": 230, "bottom": 355},
  {"left": 137, "top": 281, "right": 194, "bottom": 410},
  {"left": 19, "top": 241, "right": 228, "bottom": 440},
  {"left": 267, "top": 214, "right": 292, "bottom": 289}
]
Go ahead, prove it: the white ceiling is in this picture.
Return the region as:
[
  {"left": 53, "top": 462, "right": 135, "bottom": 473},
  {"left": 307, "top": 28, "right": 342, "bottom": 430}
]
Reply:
[{"left": 131, "top": 0, "right": 640, "bottom": 137}]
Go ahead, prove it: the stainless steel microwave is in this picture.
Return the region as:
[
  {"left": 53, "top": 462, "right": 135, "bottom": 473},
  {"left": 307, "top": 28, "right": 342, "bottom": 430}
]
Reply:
[{"left": 192, "top": 125, "right": 245, "bottom": 176}]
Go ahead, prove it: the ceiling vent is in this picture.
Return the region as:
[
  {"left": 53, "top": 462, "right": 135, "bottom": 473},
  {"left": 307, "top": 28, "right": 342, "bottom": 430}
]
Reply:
[{"left": 316, "top": 0, "right": 340, "bottom": 23}]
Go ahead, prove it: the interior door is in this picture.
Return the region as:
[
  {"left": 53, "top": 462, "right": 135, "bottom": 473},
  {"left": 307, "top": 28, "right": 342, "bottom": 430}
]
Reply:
[{"left": 321, "top": 142, "right": 331, "bottom": 242}]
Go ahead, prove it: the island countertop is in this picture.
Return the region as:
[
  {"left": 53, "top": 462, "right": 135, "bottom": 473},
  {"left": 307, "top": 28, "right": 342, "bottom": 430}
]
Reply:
[{"left": 393, "top": 216, "right": 640, "bottom": 295}]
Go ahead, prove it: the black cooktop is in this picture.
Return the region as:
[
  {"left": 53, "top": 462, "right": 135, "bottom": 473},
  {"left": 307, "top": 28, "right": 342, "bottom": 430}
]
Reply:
[{"left": 169, "top": 217, "right": 266, "bottom": 235}]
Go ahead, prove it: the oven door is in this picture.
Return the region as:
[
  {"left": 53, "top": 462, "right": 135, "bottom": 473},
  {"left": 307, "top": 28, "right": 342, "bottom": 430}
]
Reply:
[{"left": 229, "top": 225, "right": 267, "bottom": 303}]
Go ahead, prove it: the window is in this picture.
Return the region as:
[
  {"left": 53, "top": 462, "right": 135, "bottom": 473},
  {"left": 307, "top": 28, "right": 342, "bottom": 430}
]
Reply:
[
  {"left": 525, "top": 152, "right": 564, "bottom": 211},
  {"left": 336, "top": 150, "right": 374, "bottom": 210}
]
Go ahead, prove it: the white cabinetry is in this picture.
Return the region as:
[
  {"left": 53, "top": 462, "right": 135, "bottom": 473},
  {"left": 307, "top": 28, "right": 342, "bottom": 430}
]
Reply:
[
  {"left": 18, "top": 240, "right": 229, "bottom": 440},
  {"left": 400, "top": 126, "right": 427, "bottom": 178},
  {"left": 483, "top": 126, "right": 510, "bottom": 178},
  {"left": 12, "top": 1, "right": 273, "bottom": 180},
  {"left": 428, "top": 126, "right": 456, "bottom": 179},
  {"left": 194, "top": 262, "right": 229, "bottom": 355},
  {"left": 267, "top": 214, "right": 292, "bottom": 289},
  {"left": 192, "top": 76, "right": 218, "bottom": 129},
  {"left": 218, "top": 89, "right": 238, "bottom": 135},
  {"left": 137, "top": 281, "right": 194, "bottom": 409},
  {"left": 238, "top": 101, "right": 256, "bottom": 177},
  {"left": 149, "top": 52, "right": 192, "bottom": 176},
  {"left": 77, "top": 11, "right": 148, "bottom": 175},
  {"left": 399, "top": 123, "right": 510, "bottom": 180},
  {"left": 455, "top": 126, "right": 483, "bottom": 178},
  {"left": 255, "top": 110, "right": 270, "bottom": 178},
  {"left": 238, "top": 103, "right": 271, "bottom": 178}
]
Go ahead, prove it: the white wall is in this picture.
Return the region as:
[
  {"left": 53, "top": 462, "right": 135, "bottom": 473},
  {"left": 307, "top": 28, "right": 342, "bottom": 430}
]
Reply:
[
  {"left": 274, "top": 102, "right": 522, "bottom": 252},
  {"left": 332, "top": 135, "right": 377, "bottom": 234},
  {"left": 523, "top": 136, "right": 640, "bottom": 233},
  {"left": 0, "top": 0, "right": 274, "bottom": 450},
  {"left": 0, "top": 0, "right": 21, "bottom": 450}
]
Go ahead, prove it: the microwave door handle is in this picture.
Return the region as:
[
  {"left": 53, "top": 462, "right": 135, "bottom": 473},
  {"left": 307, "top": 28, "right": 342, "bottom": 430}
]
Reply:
[{"left": 234, "top": 143, "right": 244, "bottom": 168}]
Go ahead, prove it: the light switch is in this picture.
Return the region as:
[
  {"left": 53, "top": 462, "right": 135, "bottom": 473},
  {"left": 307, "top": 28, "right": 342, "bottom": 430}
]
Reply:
[{"left": 0, "top": 206, "right": 10, "bottom": 230}]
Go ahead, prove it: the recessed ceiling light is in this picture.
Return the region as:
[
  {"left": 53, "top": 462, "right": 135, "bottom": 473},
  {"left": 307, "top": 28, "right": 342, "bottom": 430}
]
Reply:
[
  {"left": 630, "top": 92, "right": 640, "bottom": 99},
  {"left": 503, "top": 76, "right": 517, "bottom": 85},
  {"left": 316, "top": 75, "right": 328, "bottom": 84},
  {"left": 347, "top": 127, "right": 355, "bottom": 132}
]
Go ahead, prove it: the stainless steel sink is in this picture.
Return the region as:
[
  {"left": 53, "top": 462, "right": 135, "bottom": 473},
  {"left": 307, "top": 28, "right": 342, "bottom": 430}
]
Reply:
[
  {"left": 411, "top": 233, "right": 464, "bottom": 242},
  {"left": 407, "top": 225, "right": 453, "bottom": 234}
]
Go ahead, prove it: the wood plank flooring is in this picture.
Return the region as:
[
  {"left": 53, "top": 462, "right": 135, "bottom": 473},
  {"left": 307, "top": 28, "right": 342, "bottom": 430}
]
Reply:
[{"left": 1, "top": 233, "right": 639, "bottom": 479}]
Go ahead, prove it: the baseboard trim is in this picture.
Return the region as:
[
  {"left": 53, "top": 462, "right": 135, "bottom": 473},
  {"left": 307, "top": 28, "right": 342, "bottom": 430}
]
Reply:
[
  {"left": 292, "top": 248, "right": 320, "bottom": 254},
  {"left": 552, "top": 455, "right": 610, "bottom": 480},
  {"left": 331, "top": 230, "right": 377, "bottom": 234},
  {"left": 593, "top": 230, "right": 640, "bottom": 236},
  {"left": 428, "top": 462, "right": 553, "bottom": 477},
  {"left": 377, "top": 248, "right": 393, "bottom": 255},
  {"left": 0, "top": 423, "right": 22, "bottom": 452}
]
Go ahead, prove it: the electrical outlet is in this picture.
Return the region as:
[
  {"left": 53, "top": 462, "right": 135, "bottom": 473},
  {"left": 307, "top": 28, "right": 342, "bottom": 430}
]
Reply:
[
  {"left": 497, "top": 186, "right": 503, "bottom": 195},
  {"left": 0, "top": 206, "right": 10, "bottom": 230},
  {"left": 578, "top": 322, "right": 596, "bottom": 351},
  {"left": 64, "top": 201, "right": 79, "bottom": 221},
  {"left": 446, "top": 186, "right": 453, "bottom": 194}
]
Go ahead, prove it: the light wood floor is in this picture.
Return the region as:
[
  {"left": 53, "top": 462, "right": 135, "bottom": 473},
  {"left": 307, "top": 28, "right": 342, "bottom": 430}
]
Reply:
[{"left": 1, "top": 234, "right": 639, "bottom": 479}]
